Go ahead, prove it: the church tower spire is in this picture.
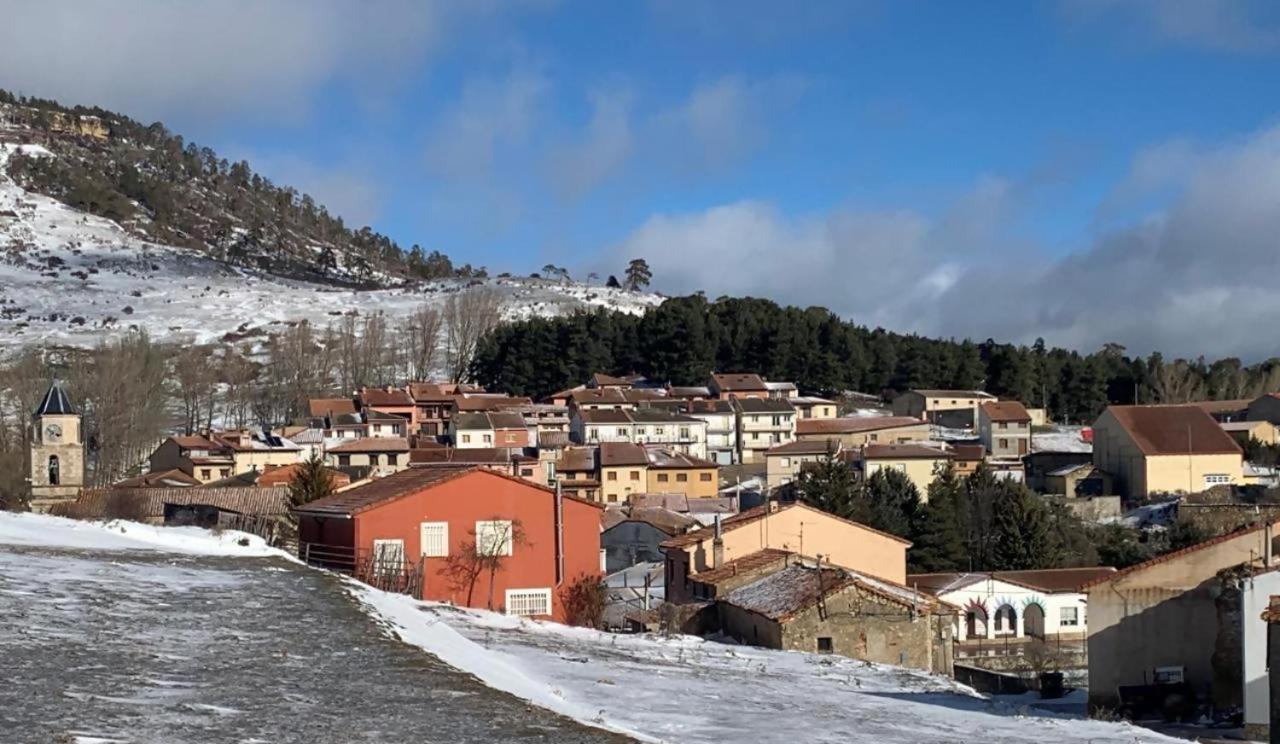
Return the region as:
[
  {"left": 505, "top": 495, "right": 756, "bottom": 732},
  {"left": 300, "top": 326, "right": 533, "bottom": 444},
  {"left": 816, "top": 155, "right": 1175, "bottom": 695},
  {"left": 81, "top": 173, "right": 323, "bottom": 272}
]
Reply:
[{"left": 30, "top": 381, "right": 84, "bottom": 511}]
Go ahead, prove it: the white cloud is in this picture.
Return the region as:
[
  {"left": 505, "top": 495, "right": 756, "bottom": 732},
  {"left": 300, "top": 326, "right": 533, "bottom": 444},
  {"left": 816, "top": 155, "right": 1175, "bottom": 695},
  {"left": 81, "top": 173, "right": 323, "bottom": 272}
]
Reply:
[
  {"left": 1061, "top": 0, "right": 1280, "bottom": 54},
  {"left": 654, "top": 76, "right": 806, "bottom": 173},
  {"left": 608, "top": 123, "right": 1280, "bottom": 360},
  {"left": 422, "top": 70, "right": 550, "bottom": 182},
  {"left": 548, "top": 90, "right": 634, "bottom": 198},
  {"left": 0, "top": 0, "right": 447, "bottom": 124}
]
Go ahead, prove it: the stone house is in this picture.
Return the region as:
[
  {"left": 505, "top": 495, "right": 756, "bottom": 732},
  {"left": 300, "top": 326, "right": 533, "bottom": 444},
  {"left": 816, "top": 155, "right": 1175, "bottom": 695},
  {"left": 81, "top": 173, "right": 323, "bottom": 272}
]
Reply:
[
  {"left": 794, "top": 416, "right": 929, "bottom": 448},
  {"left": 978, "top": 401, "right": 1032, "bottom": 457},
  {"left": 1042, "top": 463, "right": 1114, "bottom": 498},
  {"left": 891, "top": 389, "right": 997, "bottom": 429},
  {"left": 1024, "top": 451, "right": 1093, "bottom": 492},
  {"left": 733, "top": 397, "right": 797, "bottom": 463},
  {"left": 1084, "top": 521, "right": 1279, "bottom": 713},
  {"left": 661, "top": 501, "right": 911, "bottom": 602},
  {"left": 717, "top": 561, "right": 956, "bottom": 676},
  {"left": 1092, "top": 405, "right": 1244, "bottom": 498}
]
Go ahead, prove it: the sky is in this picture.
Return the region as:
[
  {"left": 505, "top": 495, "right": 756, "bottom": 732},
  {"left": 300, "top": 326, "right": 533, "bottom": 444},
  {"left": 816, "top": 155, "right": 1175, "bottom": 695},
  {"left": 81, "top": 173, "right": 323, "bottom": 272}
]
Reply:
[{"left": 2, "top": 0, "right": 1280, "bottom": 360}]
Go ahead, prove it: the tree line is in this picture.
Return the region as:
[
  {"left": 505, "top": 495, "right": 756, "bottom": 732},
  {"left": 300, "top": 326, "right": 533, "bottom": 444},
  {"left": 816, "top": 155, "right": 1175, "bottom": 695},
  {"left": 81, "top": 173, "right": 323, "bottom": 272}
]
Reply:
[{"left": 470, "top": 294, "right": 1280, "bottom": 421}]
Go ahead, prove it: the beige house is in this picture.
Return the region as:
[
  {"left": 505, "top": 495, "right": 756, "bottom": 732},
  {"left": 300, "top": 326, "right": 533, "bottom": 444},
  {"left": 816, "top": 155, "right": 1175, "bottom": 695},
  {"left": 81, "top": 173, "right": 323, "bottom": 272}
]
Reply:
[
  {"left": 1220, "top": 419, "right": 1280, "bottom": 446},
  {"left": 891, "top": 389, "right": 996, "bottom": 428},
  {"left": 662, "top": 501, "right": 911, "bottom": 602},
  {"left": 600, "top": 442, "right": 651, "bottom": 504},
  {"left": 552, "top": 446, "right": 599, "bottom": 502},
  {"left": 789, "top": 396, "right": 837, "bottom": 420},
  {"left": 325, "top": 437, "right": 409, "bottom": 477},
  {"left": 859, "top": 444, "right": 953, "bottom": 500},
  {"left": 978, "top": 401, "right": 1032, "bottom": 457},
  {"left": 213, "top": 431, "right": 301, "bottom": 473},
  {"left": 710, "top": 372, "right": 770, "bottom": 400},
  {"left": 1092, "top": 405, "right": 1243, "bottom": 499},
  {"left": 733, "top": 397, "right": 797, "bottom": 463},
  {"left": 764, "top": 439, "right": 839, "bottom": 492},
  {"left": 1085, "top": 521, "right": 1279, "bottom": 713},
  {"left": 149, "top": 435, "right": 236, "bottom": 484},
  {"left": 598, "top": 442, "right": 719, "bottom": 504},
  {"left": 795, "top": 416, "right": 929, "bottom": 447}
]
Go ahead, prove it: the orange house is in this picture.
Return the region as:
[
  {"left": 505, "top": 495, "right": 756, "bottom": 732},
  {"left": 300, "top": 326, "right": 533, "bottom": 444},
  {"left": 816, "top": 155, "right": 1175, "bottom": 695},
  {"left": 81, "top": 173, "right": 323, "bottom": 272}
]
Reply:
[{"left": 293, "top": 466, "right": 602, "bottom": 622}]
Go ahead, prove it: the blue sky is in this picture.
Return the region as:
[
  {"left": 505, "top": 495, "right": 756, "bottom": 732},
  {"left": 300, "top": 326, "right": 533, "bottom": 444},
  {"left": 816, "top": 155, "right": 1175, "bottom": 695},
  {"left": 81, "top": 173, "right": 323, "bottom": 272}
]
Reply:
[{"left": 3, "top": 0, "right": 1280, "bottom": 358}]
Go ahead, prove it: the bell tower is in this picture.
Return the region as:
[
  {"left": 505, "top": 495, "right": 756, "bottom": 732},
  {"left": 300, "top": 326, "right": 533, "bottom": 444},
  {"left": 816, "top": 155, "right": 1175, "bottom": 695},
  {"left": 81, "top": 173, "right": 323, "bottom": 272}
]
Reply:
[{"left": 30, "top": 382, "right": 84, "bottom": 511}]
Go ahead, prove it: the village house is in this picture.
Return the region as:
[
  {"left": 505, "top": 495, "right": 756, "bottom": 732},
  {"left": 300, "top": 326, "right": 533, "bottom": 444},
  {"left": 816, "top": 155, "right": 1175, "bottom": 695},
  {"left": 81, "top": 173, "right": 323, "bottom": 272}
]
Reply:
[
  {"left": 666, "top": 385, "right": 712, "bottom": 400},
  {"left": 113, "top": 469, "right": 202, "bottom": 488},
  {"left": 715, "top": 560, "right": 955, "bottom": 676},
  {"left": 602, "top": 506, "right": 700, "bottom": 573},
  {"left": 681, "top": 399, "right": 737, "bottom": 465},
  {"left": 410, "top": 447, "right": 548, "bottom": 486},
  {"left": 1190, "top": 398, "right": 1253, "bottom": 423},
  {"left": 1092, "top": 405, "right": 1244, "bottom": 499},
  {"left": 765, "top": 439, "right": 839, "bottom": 492},
  {"left": 765, "top": 380, "right": 799, "bottom": 399},
  {"left": 789, "top": 396, "right": 837, "bottom": 419},
  {"left": 294, "top": 466, "right": 603, "bottom": 622},
  {"left": 1247, "top": 393, "right": 1280, "bottom": 425},
  {"left": 406, "top": 382, "right": 471, "bottom": 437},
  {"left": 733, "top": 397, "right": 797, "bottom": 463},
  {"left": 794, "top": 416, "right": 930, "bottom": 448},
  {"left": 891, "top": 389, "right": 997, "bottom": 429},
  {"left": 908, "top": 567, "right": 1116, "bottom": 652},
  {"left": 450, "top": 411, "right": 531, "bottom": 450},
  {"left": 552, "top": 446, "right": 599, "bottom": 502},
  {"left": 1220, "top": 419, "right": 1280, "bottom": 447},
  {"left": 364, "top": 409, "right": 409, "bottom": 438},
  {"left": 358, "top": 387, "right": 418, "bottom": 430},
  {"left": 857, "top": 444, "right": 953, "bottom": 499},
  {"left": 1084, "top": 521, "right": 1279, "bottom": 714},
  {"left": 1042, "top": 463, "right": 1114, "bottom": 498},
  {"left": 1024, "top": 451, "right": 1093, "bottom": 492},
  {"left": 308, "top": 397, "right": 359, "bottom": 421},
  {"left": 527, "top": 403, "right": 571, "bottom": 435},
  {"left": 149, "top": 435, "right": 236, "bottom": 484},
  {"left": 978, "top": 400, "right": 1032, "bottom": 457},
  {"left": 947, "top": 443, "right": 986, "bottom": 479},
  {"left": 257, "top": 462, "right": 353, "bottom": 490},
  {"left": 572, "top": 408, "right": 709, "bottom": 459},
  {"left": 325, "top": 436, "right": 409, "bottom": 477},
  {"left": 600, "top": 441, "right": 650, "bottom": 504},
  {"left": 211, "top": 431, "right": 302, "bottom": 473},
  {"left": 568, "top": 387, "right": 667, "bottom": 411},
  {"left": 661, "top": 501, "right": 911, "bottom": 602},
  {"left": 597, "top": 442, "right": 720, "bottom": 505},
  {"left": 710, "top": 372, "right": 771, "bottom": 400}
]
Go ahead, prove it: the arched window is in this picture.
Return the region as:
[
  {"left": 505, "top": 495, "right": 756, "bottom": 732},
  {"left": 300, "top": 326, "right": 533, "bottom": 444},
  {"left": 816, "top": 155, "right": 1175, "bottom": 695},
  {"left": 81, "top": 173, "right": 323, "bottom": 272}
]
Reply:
[{"left": 48, "top": 455, "right": 60, "bottom": 486}]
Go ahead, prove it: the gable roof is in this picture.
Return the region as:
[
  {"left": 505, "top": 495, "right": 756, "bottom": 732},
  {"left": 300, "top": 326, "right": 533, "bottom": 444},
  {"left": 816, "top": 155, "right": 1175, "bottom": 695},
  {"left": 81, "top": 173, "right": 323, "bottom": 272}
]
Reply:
[
  {"left": 555, "top": 446, "right": 597, "bottom": 472},
  {"left": 1101, "top": 405, "right": 1242, "bottom": 456},
  {"left": 257, "top": 463, "right": 351, "bottom": 488},
  {"left": 327, "top": 437, "right": 409, "bottom": 453},
  {"left": 113, "top": 468, "right": 202, "bottom": 488},
  {"left": 34, "top": 382, "right": 76, "bottom": 416},
  {"left": 453, "top": 394, "right": 533, "bottom": 412},
  {"left": 1081, "top": 520, "right": 1280, "bottom": 589},
  {"left": 410, "top": 447, "right": 514, "bottom": 465},
  {"left": 766, "top": 439, "right": 838, "bottom": 456},
  {"left": 661, "top": 501, "right": 912, "bottom": 549},
  {"left": 589, "top": 373, "right": 632, "bottom": 388},
  {"left": 725, "top": 563, "right": 945, "bottom": 622},
  {"left": 732, "top": 397, "right": 795, "bottom": 414},
  {"left": 602, "top": 506, "right": 700, "bottom": 535},
  {"left": 600, "top": 442, "right": 649, "bottom": 467},
  {"left": 712, "top": 373, "right": 768, "bottom": 392},
  {"left": 981, "top": 401, "right": 1032, "bottom": 423},
  {"left": 688, "top": 548, "right": 794, "bottom": 586},
  {"left": 644, "top": 447, "right": 717, "bottom": 469},
  {"left": 862, "top": 443, "right": 951, "bottom": 460},
  {"left": 796, "top": 416, "right": 924, "bottom": 435},
  {"left": 908, "top": 566, "right": 1118, "bottom": 595},
  {"left": 309, "top": 397, "right": 358, "bottom": 418},
  {"left": 360, "top": 388, "right": 414, "bottom": 407},
  {"left": 453, "top": 412, "right": 495, "bottom": 431},
  {"left": 61, "top": 486, "right": 291, "bottom": 519}
]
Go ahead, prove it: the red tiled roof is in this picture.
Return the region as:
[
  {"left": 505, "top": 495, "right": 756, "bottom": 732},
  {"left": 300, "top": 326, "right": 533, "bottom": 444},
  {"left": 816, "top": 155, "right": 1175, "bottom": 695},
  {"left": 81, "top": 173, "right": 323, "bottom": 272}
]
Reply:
[
  {"left": 766, "top": 439, "right": 838, "bottom": 456},
  {"left": 600, "top": 442, "right": 649, "bottom": 467},
  {"left": 555, "top": 446, "right": 597, "bottom": 472},
  {"left": 409, "top": 447, "right": 512, "bottom": 465},
  {"left": 360, "top": 388, "right": 414, "bottom": 407},
  {"left": 309, "top": 398, "right": 358, "bottom": 417},
  {"left": 1101, "top": 405, "right": 1242, "bottom": 456},
  {"left": 712, "top": 373, "right": 768, "bottom": 392},
  {"left": 862, "top": 443, "right": 951, "bottom": 460},
  {"left": 796, "top": 416, "right": 924, "bottom": 435},
  {"left": 981, "top": 401, "right": 1032, "bottom": 423},
  {"left": 689, "top": 548, "right": 793, "bottom": 586},
  {"left": 453, "top": 394, "right": 533, "bottom": 412},
  {"left": 1081, "top": 520, "right": 1280, "bottom": 589},
  {"left": 172, "top": 435, "right": 220, "bottom": 450},
  {"left": 257, "top": 463, "right": 351, "bottom": 488},
  {"left": 328, "top": 437, "right": 409, "bottom": 453}
]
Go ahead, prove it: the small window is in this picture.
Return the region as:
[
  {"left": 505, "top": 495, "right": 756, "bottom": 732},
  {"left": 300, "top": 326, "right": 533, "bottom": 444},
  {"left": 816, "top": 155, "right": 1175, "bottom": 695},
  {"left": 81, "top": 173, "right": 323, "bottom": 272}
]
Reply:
[
  {"left": 1204, "top": 474, "right": 1231, "bottom": 486},
  {"left": 817, "top": 637, "right": 833, "bottom": 654},
  {"left": 420, "top": 522, "right": 449, "bottom": 557},
  {"left": 338, "top": 455, "right": 351, "bottom": 467},
  {"left": 679, "top": 426, "right": 690, "bottom": 439},
  {"left": 1059, "top": 607, "right": 1079, "bottom": 627},
  {"left": 48, "top": 455, "right": 61, "bottom": 485},
  {"left": 220, "top": 469, "right": 230, "bottom": 478},
  {"left": 372, "top": 538, "right": 406, "bottom": 569},
  {"left": 657, "top": 473, "right": 669, "bottom": 483},
  {"left": 752, "top": 432, "right": 760, "bottom": 441},
  {"left": 607, "top": 471, "right": 617, "bottom": 481},
  {"left": 700, "top": 473, "right": 712, "bottom": 482},
  {"left": 617, "top": 427, "right": 627, "bottom": 437},
  {"left": 999, "top": 438, "right": 1008, "bottom": 449},
  {"left": 475, "top": 520, "right": 514, "bottom": 556},
  {"left": 200, "top": 468, "right": 211, "bottom": 480},
  {"left": 483, "top": 434, "right": 493, "bottom": 444},
  {"left": 780, "top": 457, "right": 791, "bottom": 468},
  {"left": 630, "top": 470, "right": 640, "bottom": 481},
  {"left": 505, "top": 588, "right": 552, "bottom": 617},
  {"left": 772, "top": 415, "right": 781, "bottom": 426},
  {"left": 676, "top": 473, "right": 687, "bottom": 483},
  {"left": 520, "top": 467, "right": 533, "bottom": 477},
  {"left": 462, "top": 434, "right": 471, "bottom": 444}
]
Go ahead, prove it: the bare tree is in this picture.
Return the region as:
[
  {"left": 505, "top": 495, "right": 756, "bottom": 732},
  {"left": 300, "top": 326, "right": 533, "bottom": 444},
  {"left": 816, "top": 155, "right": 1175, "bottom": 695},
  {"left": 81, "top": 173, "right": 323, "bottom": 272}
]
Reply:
[
  {"left": 172, "top": 342, "right": 218, "bottom": 434},
  {"left": 1151, "top": 359, "right": 1206, "bottom": 404},
  {"left": 405, "top": 304, "right": 443, "bottom": 380},
  {"left": 439, "top": 518, "right": 526, "bottom": 610},
  {"left": 219, "top": 346, "right": 259, "bottom": 429},
  {"left": 444, "top": 288, "right": 503, "bottom": 383}
]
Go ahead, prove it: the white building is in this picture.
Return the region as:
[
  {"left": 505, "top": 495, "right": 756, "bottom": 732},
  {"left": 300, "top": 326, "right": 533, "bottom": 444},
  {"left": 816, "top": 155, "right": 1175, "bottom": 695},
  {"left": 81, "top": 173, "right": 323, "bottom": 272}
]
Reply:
[
  {"left": 1243, "top": 567, "right": 1280, "bottom": 739},
  {"left": 908, "top": 567, "right": 1117, "bottom": 643},
  {"left": 684, "top": 399, "right": 737, "bottom": 465},
  {"left": 573, "top": 408, "right": 708, "bottom": 460}
]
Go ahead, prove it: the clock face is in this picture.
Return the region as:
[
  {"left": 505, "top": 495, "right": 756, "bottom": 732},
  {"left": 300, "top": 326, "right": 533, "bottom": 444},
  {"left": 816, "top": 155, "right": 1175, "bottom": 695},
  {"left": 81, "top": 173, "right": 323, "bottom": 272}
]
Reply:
[{"left": 45, "top": 424, "right": 62, "bottom": 440}]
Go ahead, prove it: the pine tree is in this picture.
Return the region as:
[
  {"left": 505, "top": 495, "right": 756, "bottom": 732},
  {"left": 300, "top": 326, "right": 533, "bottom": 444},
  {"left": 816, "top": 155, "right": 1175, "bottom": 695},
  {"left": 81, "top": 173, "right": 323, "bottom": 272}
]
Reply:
[
  {"left": 789, "top": 452, "right": 863, "bottom": 521},
  {"left": 289, "top": 452, "right": 335, "bottom": 506},
  {"left": 990, "top": 483, "right": 1058, "bottom": 570},
  {"left": 624, "top": 258, "right": 652, "bottom": 290},
  {"left": 910, "top": 470, "right": 967, "bottom": 572},
  {"left": 863, "top": 468, "right": 920, "bottom": 539}
]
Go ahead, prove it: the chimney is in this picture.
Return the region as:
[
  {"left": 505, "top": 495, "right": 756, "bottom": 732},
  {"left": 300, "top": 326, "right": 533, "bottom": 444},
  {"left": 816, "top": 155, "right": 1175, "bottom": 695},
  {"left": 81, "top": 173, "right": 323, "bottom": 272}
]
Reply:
[{"left": 712, "top": 514, "right": 724, "bottom": 569}]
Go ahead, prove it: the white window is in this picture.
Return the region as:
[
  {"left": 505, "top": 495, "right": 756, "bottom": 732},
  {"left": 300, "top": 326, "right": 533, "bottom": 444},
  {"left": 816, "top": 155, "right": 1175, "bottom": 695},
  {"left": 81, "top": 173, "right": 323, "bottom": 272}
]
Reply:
[
  {"left": 779, "top": 457, "right": 791, "bottom": 468},
  {"left": 461, "top": 434, "right": 471, "bottom": 443},
  {"left": 1204, "top": 474, "right": 1231, "bottom": 486},
  {"left": 637, "top": 427, "right": 648, "bottom": 435},
  {"left": 679, "top": 426, "right": 690, "bottom": 439},
  {"left": 483, "top": 434, "right": 493, "bottom": 444},
  {"left": 616, "top": 427, "right": 627, "bottom": 436},
  {"left": 476, "top": 520, "right": 514, "bottom": 556},
  {"left": 505, "top": 588, "right": 552, "bottom": 617},
  {"left": 420, "top": 522, "right": 449, "bottom": 557},
  {"left": 1059, "top": 606, "right": 1079, "bottom": 627},
  {"left": 372, "top": 538, "right": 405, "bottom": 566}
]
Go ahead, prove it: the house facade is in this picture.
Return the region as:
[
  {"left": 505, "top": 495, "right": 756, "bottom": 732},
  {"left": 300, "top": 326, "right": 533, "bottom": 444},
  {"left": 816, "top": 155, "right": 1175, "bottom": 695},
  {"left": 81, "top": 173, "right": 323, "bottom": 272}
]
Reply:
[
  {"left": 294, "top": 467, "right": 603, "bottom": 622},
  {"left": 891, "top": 389, "right": 997, "bottom": 428},
  {"left": 765, "top": 439, "right": 839, "bottom": 492},
  {"left": 1092, "top": 405, "right": 1244, "bottom": 498},
  {"left": 859, "top": 444, "right": 952, "bottom": 500},
  {"left": 573, "top": 409, "right": 709, "bottom": 459},
  {"left": 149, "top": 435, "right": 236, "bottom": 484},
  {"left": 325, "top": 437, "right": 410, "bottom": 477},
  {"left": 789, "top": 396, "right": 837, "bottom": 420},
  {"left": 1084, "top": 521, "right": 1279, "bottom": 712},
  {"left": 710, "top": 373, "right": 770, "bottom": 400},
  {"left": 684, "top": 399, "right": 737, "bottom": 465},
  {"left": 978, "top": 401, "right": 1032, "bottom": 457},
  {"left": 1220, "top": 419, "right": 1280, "bottom": 447},
  {"left": 794, "top": 416, "right": 929, "bottom": 448},
  {"left": 733, "top": 397, "right": 797, "bottom": 463},
  {"left": 1242, "top": 569, "right": 1280, "bottom": 740}
]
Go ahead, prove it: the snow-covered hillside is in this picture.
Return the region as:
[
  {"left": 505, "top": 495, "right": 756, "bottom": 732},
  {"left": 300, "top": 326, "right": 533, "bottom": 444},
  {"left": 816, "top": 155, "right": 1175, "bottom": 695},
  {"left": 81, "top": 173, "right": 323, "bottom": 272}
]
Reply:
[{"left": 0, "top": 143, "right": 662, "bottom": 354}]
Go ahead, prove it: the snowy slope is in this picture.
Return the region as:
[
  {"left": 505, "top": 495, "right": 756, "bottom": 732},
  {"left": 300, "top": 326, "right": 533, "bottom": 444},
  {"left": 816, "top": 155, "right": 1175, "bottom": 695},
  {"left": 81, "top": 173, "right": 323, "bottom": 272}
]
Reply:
[
  {"left": 0, "top": 143, "right": 662, "bottom": 354},
  {"left": 355, "top": 588, "right": 1178, "bottom": 744},
  {"left": 0, "top": 511, "right": 283, "bottom": 556}
]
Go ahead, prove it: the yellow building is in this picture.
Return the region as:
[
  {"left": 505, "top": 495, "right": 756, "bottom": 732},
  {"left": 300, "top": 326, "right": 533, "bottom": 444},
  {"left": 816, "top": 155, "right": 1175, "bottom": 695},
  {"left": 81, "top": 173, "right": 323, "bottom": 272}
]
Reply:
[
  {"left": 1092, "top": 405, "right": 1243, "bottom": 499},
  {"left": 1220, "top": 419, "right": 1280, "bottom": 446},
  {"left": 891, "top": 389, "right": 996, "bottom": 427},
  {"left": 795, "top": 416, "right": 929, "bottom": 447},
  {"left": 764, "top": 439, "right": 839, "bottom": 491},
  {"left": 599, "top": 442, "right": 719, "bottom": 504},
  {"left": 859, "top": 443, "right": 953, "bottom": 501}
]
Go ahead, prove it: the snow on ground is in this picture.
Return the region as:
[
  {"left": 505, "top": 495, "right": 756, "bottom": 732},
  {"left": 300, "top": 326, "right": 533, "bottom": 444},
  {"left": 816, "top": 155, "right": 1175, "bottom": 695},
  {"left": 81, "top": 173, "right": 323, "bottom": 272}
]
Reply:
[
  {"left": 1033, "top": 425, "right": 1092, "bottom": 453},
  {"left": 0, "top": 511, "right": 282, "bottom": 557},
  {"left": 352, "top": 586, "right": 1178, "bottom": 744},
  {"left": 0, "top": 143, "right": 663, "bottom": 355}
]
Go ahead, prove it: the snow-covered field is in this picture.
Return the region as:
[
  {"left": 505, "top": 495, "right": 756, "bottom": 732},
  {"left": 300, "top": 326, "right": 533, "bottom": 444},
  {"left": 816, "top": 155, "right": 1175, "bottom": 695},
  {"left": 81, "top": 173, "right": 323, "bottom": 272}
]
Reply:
[
  {"left": 354, "top": 588, "right": 1177, "bottom": 744},
  {"left": 0, "top": 143, "right": 662, "bottom": 354},
  {"left": 2, "top": 513, "right": 1175, "bottom": 743},
  {"left": 1032, "top": 425, "right": 1093, "bottom": 454}
]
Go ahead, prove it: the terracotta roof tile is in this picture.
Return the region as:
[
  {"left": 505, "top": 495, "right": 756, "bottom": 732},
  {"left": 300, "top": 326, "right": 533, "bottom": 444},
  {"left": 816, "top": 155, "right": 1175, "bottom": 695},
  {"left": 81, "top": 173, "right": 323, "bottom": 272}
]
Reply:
[
  {"left": 1101, "top": 405, "right": 1242, "bottom": 456},
  {"left": 328, "top": 437, "right": 409, "bottom": 453},
  {"left": 981, "top": 401, "right": 1032, "bottom": 423}
]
